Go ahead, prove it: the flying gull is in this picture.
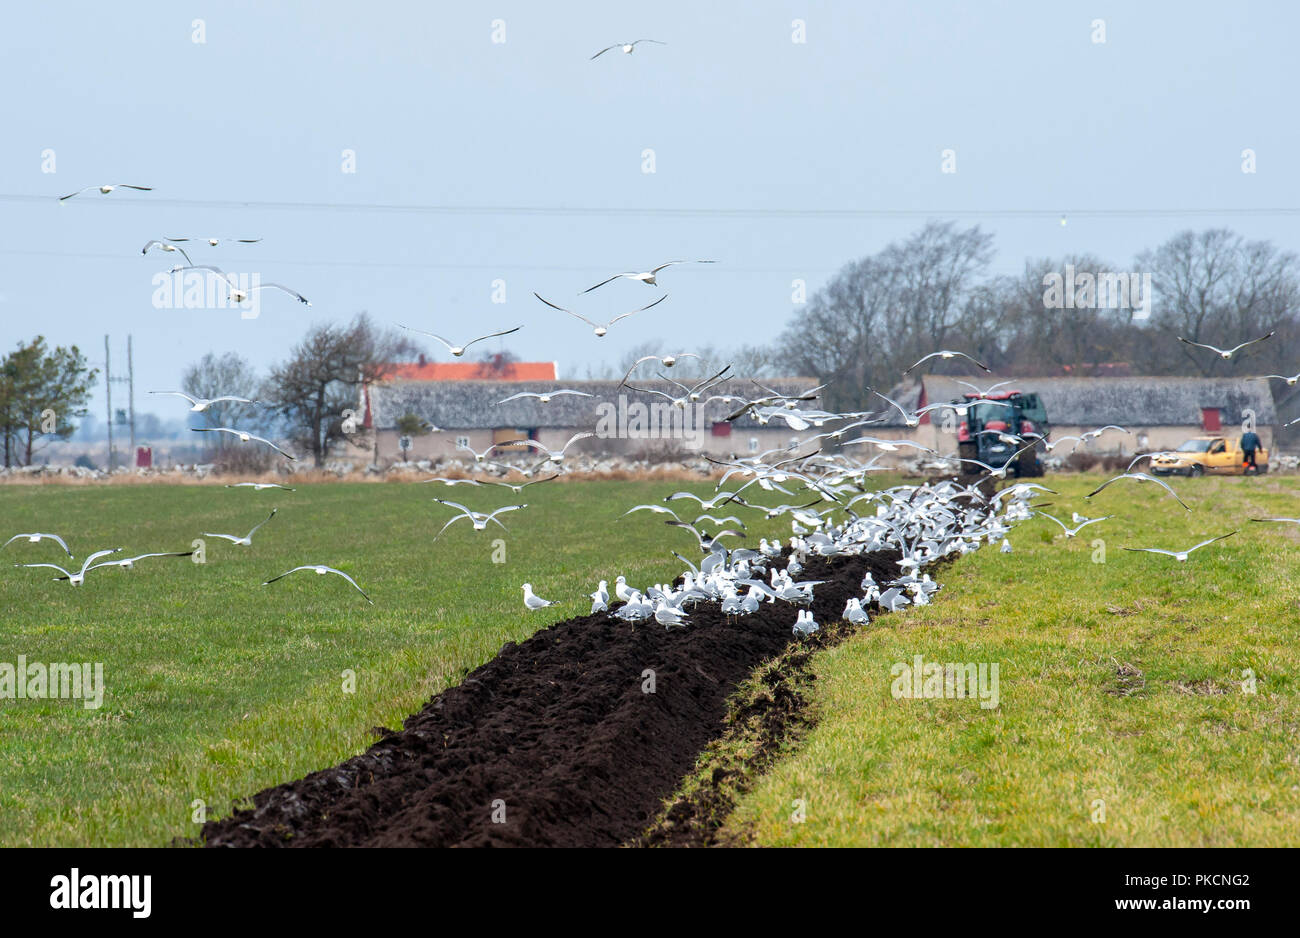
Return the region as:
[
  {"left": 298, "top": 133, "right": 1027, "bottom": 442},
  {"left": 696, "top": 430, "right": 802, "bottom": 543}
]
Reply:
[
  {"left": 583, "top": 260, "right": 715, "bottom": 294},
  {"left": 532, "top": 292, "right": 667, "bottom": 337},
  {"left": 152, "top": 390, "right": 259, "bottom": 412},
  {"left": 170, "top": 265, "right": 310, "bottom": 306},
  {"left": 14, "top": 548, "right": 123, "bottom": 586},
  {"left": 142, "top": 240, "right": 192, "bottom": 265},
  {"left": 2, "top": 532, "right": 73, "bottom": 558},
  {"left": 192, "top": 427, "right": 296, "bottom": 460},
  {"left": 497, "top": 389, "right": 595, "bottom": 405},
  {"left": 1086, "top": 472, "right": 1191, "bottom": 511},
  {"left": 590, "top": 39, "right": 666, "bottom": 59},
  {"left": 1121, "top": 532, "right": 1236, "bottom": 562},
  {"left": 60, "top": 184, "right": 152, "bottom": 201},
  {"left": 263, "top": 565, "right": 373, "bottom": 603},
  {"left": 1177, "top": 332, "right": 1275, "bottom": 360},
  {"left": 397, "top": 324, "right": 521, "bottom": 357},
  {"left": 902, "top": 350, "right": 991, "bottom": 375},
  {"left": 201, "top": 509, "right": 278, "bottom": 547}
]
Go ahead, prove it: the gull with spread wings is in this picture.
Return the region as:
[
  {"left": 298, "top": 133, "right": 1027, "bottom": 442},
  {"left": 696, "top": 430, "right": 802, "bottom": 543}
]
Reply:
[
  {"left": 1122, "top": 532, "right": 1235, "bottom": 562},
  {"left": 1177, "top": 332, "right": 1275, "bottom": 360},
  {"left": 903, "top": 350, "right": 991, "bottom": 375},
  {"left": 60, "top": 184, "right": 152, "bottom": 201},
  {"left": 591, "top": 39, "right": 666, "bottom": 59},
  {"left": 397, "top": 324, "right": 521, "bottom": 357},
  {"left": 263, "top": 565, "right": 373, "bottom": 604},
  {"left": 192, "top": 427, "right": 296, "bottom": 460},
  {"left": 532, "top": 292, "right": 667, "bottom": 337},
  {"left": 583, "top": 260, "right": 714, "bottom": 293},
  {"left": 1086, "top": 472, "right": 1192, "bottom": 511}
]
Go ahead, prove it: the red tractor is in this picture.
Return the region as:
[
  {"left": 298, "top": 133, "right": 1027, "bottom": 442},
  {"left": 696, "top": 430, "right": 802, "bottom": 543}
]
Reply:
[{"left": 954, "top": 391, "right": 1050, "bottom": 477}]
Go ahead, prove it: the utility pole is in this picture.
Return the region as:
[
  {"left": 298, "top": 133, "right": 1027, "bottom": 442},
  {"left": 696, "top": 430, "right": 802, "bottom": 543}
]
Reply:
[
  {"left": 102, "top": 335, "right": 135, "bottom": 471},
  {"left": 127, "top": 334, "right": 135, "bottom": 459},
  {"left": 104, "top": 335, "right": 113, "bottom": 471}
]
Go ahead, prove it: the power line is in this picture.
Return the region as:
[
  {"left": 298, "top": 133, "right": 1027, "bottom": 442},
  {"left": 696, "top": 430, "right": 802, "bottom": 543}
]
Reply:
[
  {"left": 0, "top": 248, "right": 837, "bottom": 274},
  {"left": 2, "top": 192, "right": 1298, "bottom": 219}
]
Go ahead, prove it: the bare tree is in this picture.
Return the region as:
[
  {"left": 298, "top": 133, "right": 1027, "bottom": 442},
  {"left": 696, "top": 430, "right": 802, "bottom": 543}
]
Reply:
[
  {"left": 1138, "top": 229, "right": 1300, "bottom": 376},
  {"left": 264, "top": 314, "right": 419, "bottom": 467},
  {"left": 998, "top": 254, "right": 1139, "bottom": 376},
  {"left": 181, "top": 351, "right": 265, "bottom": 435},
  {"left": 776, "top": 222, "right": 996, "bottom": 412}
]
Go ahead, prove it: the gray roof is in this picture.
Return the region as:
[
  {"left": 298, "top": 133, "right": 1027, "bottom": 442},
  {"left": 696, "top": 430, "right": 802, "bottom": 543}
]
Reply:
[
  {"left": 367, "top": 378, "right": 822, "bottom": 430},
  {"left": 916, "top": 375, "right": 1277, "bottom": 427}
]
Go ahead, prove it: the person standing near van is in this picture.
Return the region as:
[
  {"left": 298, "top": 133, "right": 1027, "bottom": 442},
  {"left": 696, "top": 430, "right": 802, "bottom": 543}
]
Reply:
[{"left": 1241, "top": 429, "right": 1261, "bottom": 473}]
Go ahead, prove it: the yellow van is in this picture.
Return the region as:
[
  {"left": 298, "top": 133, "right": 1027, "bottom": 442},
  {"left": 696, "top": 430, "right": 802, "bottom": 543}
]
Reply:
[{"left": 1150, "top": 436, "right": 1268, "bottom": 477}]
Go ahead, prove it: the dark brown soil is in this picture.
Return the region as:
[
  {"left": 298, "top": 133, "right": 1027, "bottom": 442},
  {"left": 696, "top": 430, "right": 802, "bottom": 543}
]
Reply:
[
  {"left": 200, "top": 549, "right": 902, "bottom": 848},
  {"left": 636, "top": 618, "right": 861, "bottom": 848}
]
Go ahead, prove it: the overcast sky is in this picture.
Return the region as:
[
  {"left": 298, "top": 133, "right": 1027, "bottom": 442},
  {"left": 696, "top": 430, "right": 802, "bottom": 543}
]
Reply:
[{"left": 2, "top": 0, "right": 1296, "bottom": 419}]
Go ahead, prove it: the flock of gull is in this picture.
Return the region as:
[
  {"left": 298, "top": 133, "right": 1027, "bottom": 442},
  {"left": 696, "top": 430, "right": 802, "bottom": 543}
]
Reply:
[
  {"left": 4, "top": 317, "right": 1279, "bottom": 624},
  {"left": 23, "top": 43, "right": 1279, "bottom": 629}
]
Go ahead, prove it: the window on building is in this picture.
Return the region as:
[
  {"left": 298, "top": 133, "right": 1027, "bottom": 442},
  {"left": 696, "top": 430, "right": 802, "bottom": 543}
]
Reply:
[{"left": 748, "top": 437, "right": 759, "bottom": 453}]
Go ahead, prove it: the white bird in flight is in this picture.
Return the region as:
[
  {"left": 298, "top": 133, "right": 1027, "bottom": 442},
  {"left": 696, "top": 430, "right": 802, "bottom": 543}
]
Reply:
[
  {"left": 583, "top": 260, "right": 715, "bottom": 294},
  {"left": 497, "top": 389, "right": 595, "bottom": 405},
  {"left": 263, "top": 565, "right": 373, "bottom": 603},
  {"left": 869, "top": 388, "right": 922, "bottom": 428},
  {"left": 1037, "top": 511, "right": 1112, "bottom": 538},
  {"left": 1086, "top": 472, "right": 1191, "bottom": 511},
  {"left": 433, "top": 500, "right": 527, "bottom": 539},
  {"left": 192, "top": 427, "right": 296, "bottom": 460},
  {"left": 201, "top": 509, "right": 278, "bottom": 547},
  {"left": 1177, "top": 332, "right": 1275, "bottom": 359},
  {"left": 171, "top": 265, "right": 310, "bottom": 306},
  {"left": 620, "top": 504, "right": 681, "bottom": 522},
  {"left": 14, "top": 548, "right": 122, "bottom": 586},
  {"left": 522, "top": 583, "right": 556, "bottom": 609},
  {"left": 226, "top": 482, "right": 296, "bottom": 492},
  {"left": 151, "top": 390, "right": 259, "bottom": 412},
  {"left": 417, "top": 476, "right": 485, "bottom": 488},
  {"left": 59, "top": 184, "right": 152, "bottom": 201},
  {"left": 456, "top": 442, "right": 501, "bottom": 463},
  {"left": 1122, "top": 532, "right": 1236, "bottom": 562},
  {"left": 903, "top": 350, "right": 991, "bottom": 374},
  {"left": 617, "top": 352, "right": 703, "bottom": 389},
  {"left": 2, "top": 532, "right": 73, "bottom": 558},
  {"left": 1264, "top": 371, "right": 1300, "bottom": 387},
  {"left": 1082, "top": 425, "right": 1130, "bottom": 441},
  {"left": 87, "top": 550, "right": 195, "bottom": 572},
  {"left": 165, "top": 237, "right": 263, "bottom": 247},
  {"left": 397, "top": 324, "right": 521, "bottom": 357},
  {"left": 142, "top": 240, "right": 192, "bottom": 265},
  {"left": 487, "top": 475, "right": 559, "bottom": 495},
  {"left": 590, "top": 39, "right": 666, "bottom": 59},
  {"left": 498, "top": 432, "right": 595, "bottom": 465},
  {"left": 532, "top": 292, "right": 668, "bottom": 337},
  {"left": 954, "top": 379, "right": 1015, "bottom": 398}
]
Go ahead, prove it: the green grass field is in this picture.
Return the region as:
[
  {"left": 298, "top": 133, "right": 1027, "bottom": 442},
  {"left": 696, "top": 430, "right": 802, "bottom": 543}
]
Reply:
[
  {"left": 0, "top": 477, "right": 790, "bottom": 847},
  {"left": 5, "top": 472, "right": 1297, "bottom": 848},
  {"left": 723, "top": 473, "right": 1300, "bottom": 846}
]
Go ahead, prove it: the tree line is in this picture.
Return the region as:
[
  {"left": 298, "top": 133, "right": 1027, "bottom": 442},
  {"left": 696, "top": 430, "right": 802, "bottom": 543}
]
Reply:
[
  {"left": 6, "top": 223, "right": 1297, "bottom": 468},
  {"left": 776, "top": 222, "right": 1300, "bottom": 414}
]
